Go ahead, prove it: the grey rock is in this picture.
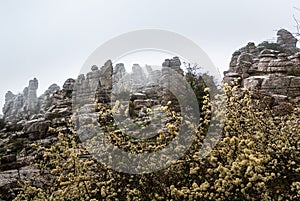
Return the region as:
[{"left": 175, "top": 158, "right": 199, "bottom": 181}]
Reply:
[
  {"left": 91, "top": 65, "right": 99, "bottom": 71},
  {"left": 113, "top": 63, "right": 127, "bottom": 84},
  {"left": 73, "top": 60, "right": 113, "bottom": 106},
  {"left": 243, "top": 76, "right": 265, "bottom": 90},
  {"left": 100, "top": 60, "right": 113, "bottom": 89},
  {"left": 162, "top": 56, "right": 183, "bottom": 75},
  {"left": 277, "top": 29, "right": 298, "bottom": 48},
  {"left": 146, "top": 65, "right": 161, "bottom": 85},
  {"left": 63, "top": 78, "right": 75, "bottom": 92},
  {"left": 2, "top": 78, "right": 39, "bottom": 122},
  {"left": 277, "top": 29, "right": 300, "bottom": 54},
  {"left": 0, "top": 154, "right": 16, "bottom": 164},
  {"left": 223, "top": 29, "right": 300, "bottom": 116},
  {"left": 132, "top": 64, "right": 146, "bottom": 87}
]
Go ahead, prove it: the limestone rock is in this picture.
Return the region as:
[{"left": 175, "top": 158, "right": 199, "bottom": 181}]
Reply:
[
  {"left": 229, "top": 43, "right": 260, "bottom": 73},
  {"left": 100, "top": 60, "right": 113, "bottom": 89},
  {"left": 132, "top": 64, "right": 146, "bottom": 87},
  {"left": 277, "top": 29, "right": 300, "bottom": 54},
  {"left": 63, "top": 78, "right": 75, "bottom": 92},
  {"left": 145, "top": 65, "right": 161, "bottom": 85},
  {"left": 223, "top": 29, "right": 300, "bottom": 115},
  {"left": 113, "top": 63, "right": 127, "bottom": 84},
  {"left": 243, "top": 76, "right": 265, "bottom": 90},
  {"left": 91, "top": 65, "right": 99, "bottom": 71},
  {"left": 260, "top": 75, "right": 291, "bottom": 95},
  {"left": 39, "top": 84, "right": 60, "bottom": 113},
  {"left": 73, "top": 60, "right": 113, "bottom": 107},
  {"left": 2, "top": 78, "right": 39, "bottom": 122},
  {"left": 223, "top": 72, "right": 241, "bottom": 86},
  {"left": 162, "top": 56, "right": 183, "bottom": 75},
  {"left": 277, "top": 29, "right": 298, "bottom": 48},
  {"left": 46, "top": 84, "right": 60, "bottom": 93},
  {"left": 0, "top": 166, "right": 39, "bottom": 201}
]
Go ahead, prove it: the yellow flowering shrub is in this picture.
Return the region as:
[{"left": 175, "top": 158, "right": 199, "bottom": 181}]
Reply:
[{"left": 13, "top": 83, "right": 300, "bottom": 200}]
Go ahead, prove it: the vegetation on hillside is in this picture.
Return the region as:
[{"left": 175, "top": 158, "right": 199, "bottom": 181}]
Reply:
[
  {"left": 12, "top": 80, "right": 300, "bottom": 200},
  {"left": 257, "top": 41, "right": 286, "bottom": 53},
  {"left": 0, "top": 118, "right": 5, "bottom": 130}
]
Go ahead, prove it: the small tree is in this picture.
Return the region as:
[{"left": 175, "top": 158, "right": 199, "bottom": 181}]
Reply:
[
  {"left": 293, "top": 7, "right": 300, "bottom": 37},
  {"left": 183, "top": 62, "right": 219, "bottom": 109},
  {"left": 257, "top": 41, "right": 285, "bottom": 52},
  {"left": 13, "top": 131, "right": 108, "bottom": 200}
]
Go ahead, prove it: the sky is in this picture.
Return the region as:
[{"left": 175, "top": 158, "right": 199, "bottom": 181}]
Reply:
[{"left": 0, "top": 0, "right": 300, "bottom": 114}]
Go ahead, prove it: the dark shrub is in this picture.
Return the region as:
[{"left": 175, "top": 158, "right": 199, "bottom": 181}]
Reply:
[
  {"left": 287, "top": 68, "right": 300, "bottom": 76},
  {"left": 0, "top": 118, "right": 5, "bottom": 130},
  {"left": 258, "top": 41, "right": 285, "bottom": 53}
]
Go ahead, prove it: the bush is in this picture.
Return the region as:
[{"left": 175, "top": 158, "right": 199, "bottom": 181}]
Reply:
[
  {"left": 13, "top": 84, "right": 300, "bottom": 200},
  {"left": 287, "top": 68, "right": 300, "bottom": 76},
  {"left": 184, "top": 62, "right": 219, "bottom": 109},
  {"left": 0, "top": 118, "right": 5, "bottom": 130},
  {"left": 258, "top": 41, "right": 285, "bottom": 53}
]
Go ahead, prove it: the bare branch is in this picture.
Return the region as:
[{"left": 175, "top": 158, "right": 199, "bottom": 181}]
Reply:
[
  {"left": 293, "top": 7, "right": 300, "bottom": 36},
  {"left": 293, "top": 6, "right": 300, "bottom": 11},
  {"left": 293, "top": 14, "right": 300, "bottom": 36}
]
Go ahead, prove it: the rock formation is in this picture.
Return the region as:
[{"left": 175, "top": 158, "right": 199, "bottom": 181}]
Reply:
[
  {"left": 0, "top": 78, "right": 75, "bottom": 200},
  {"left": 161, "top": 56, "right": 183, "bottom": 76},
  {"left": 1, "top": 56, "right": 185, "bottom": 126},
  {"left": 73, "top": 60, "right": 113, "bottom": 108},
  {"left": 223, "top": 29, "right": 300, "bottom": 115},
  {"left": 2, "top": 78, "right": 39, "bottom": 123},
  {"left": 277, "top": 29, "right": 300, "bottom": 54},
  {"left": 113, "top": 63, "right": 127, "bottom": 84},
  {"left": 145, "top": 65, "right": 161, "bottom": 85},
  {"left": 131, "top": 64, "right": 147, "bottom": 88},
  {"left": 0, "top": 28, "right": 300, "bottom": 200}
]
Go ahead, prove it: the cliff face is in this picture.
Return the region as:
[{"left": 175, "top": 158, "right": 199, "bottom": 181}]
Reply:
[
  {"left": 0, "top": 56, "right": 187, "bottom": 200},
  {"left": 1, "top": 29, "right": 300, "bottom": 200},
  {"left": 223, "top": 29, "right": 300, "bottom": 115},
  {"left": 3, "top": 78, "right": 39, "bottom": 122}
]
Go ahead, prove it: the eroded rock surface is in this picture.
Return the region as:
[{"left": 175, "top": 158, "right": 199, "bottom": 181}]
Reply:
[
  {"left": 3, "top": 78, "right": 39, "bottom": 123},
  {"left": 1, "top": 28, "right": 300, "bottom": 199},
  {"left": 223, "top": 29, "right": 300, "bottom": 115}
]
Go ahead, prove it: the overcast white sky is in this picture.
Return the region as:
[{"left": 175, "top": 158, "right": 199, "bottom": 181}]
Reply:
[{"left": 1, "top": 0, "right": 300, "bottom": 114}]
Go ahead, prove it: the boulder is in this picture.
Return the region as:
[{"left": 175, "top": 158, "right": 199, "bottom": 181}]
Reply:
[{"left": 277, "top": 29, "right": 300, "bottom": 54}]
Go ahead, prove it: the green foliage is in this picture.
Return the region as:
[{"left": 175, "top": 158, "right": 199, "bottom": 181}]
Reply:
[
  {"left": 0, "top": 118, "right": 5, "bottom": 130},
  {"left": 258, "top": 41, "right": 285, "bottom": 53},
  {"left": 184, "top": 62, "right": 219, "bottom": 109},
  {"left": 287, "top": 68, "right": 300, "bottom": 76},
  {"left": 10, "top": 139, "right": 25, "bottom": 155}
]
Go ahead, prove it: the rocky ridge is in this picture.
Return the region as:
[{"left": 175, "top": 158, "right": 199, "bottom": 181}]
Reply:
[
  {"left": 223, "top": 29, "right": 300, "bottom": 115},
  {"left": 1, "top": 29, "right": 300, "bottom": 200},
  {"left": 0, "top": 56, "right": 185, "bottom": 200}
]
